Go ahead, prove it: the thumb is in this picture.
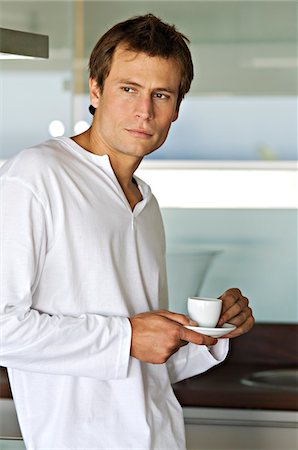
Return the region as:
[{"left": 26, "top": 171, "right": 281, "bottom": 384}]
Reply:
[{"left": 155, "top": 310, "right": 198, "bottom": 327}]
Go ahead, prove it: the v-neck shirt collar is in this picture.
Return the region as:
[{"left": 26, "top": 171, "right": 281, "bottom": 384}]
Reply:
[{"left": 56, "top": 136, "right": 152, "bottom": 212}]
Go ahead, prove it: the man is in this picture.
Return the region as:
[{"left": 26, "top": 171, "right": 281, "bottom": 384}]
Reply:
[{"left": 0, "top": 14, "right": 254, "bottom": 449}]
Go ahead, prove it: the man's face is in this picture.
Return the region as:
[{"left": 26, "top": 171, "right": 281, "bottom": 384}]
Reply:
[{"left": 89, "top": 44, "right": 181, "bottom": 159}]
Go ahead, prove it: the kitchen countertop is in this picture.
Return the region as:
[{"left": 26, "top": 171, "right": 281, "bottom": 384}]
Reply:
[
  {"left": 173, "top": 323, "right": 298, "bottom": 411},
  {"left": 1, "top": 324, "right": 297, "bottom": 411},
  {"left": 173, "top": 362, "right": 297, "bottom": 411}
]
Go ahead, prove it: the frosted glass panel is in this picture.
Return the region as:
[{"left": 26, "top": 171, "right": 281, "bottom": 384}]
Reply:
[
  {"left": 0, "top": 70, "right": 73, "bottom": 159},
  {"left": 0, "top": 1, "right": 74, "bottom": 158},
  {"left": 148, "top": 96, "right": 297, "bottom": 160}
]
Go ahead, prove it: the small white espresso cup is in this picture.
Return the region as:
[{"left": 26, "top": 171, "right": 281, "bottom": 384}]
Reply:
[{"left": 187, "top": 296, "right": 222, "bottom": 328}]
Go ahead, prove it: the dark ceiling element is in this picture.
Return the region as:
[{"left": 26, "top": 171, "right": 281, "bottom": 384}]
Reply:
[{"left": 0, "top": 27, "right": 49, "bottom": 59}]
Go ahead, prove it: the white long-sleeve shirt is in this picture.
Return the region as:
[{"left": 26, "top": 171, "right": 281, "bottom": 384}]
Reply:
[{"left": 0, "top": 137, "right": 228, "bottom": 450}]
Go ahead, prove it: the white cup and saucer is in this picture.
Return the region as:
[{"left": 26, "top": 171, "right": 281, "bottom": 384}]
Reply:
[{"left": 185, "top": 296, "right": 236, "bottom": 337}]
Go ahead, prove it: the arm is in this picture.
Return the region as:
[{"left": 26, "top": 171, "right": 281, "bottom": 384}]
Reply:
[
  {"left": 129, "top": 310, "right": 227, "bottom": 385},
  {"left": 166, "top": 338, "right": 229, "bottom": 384},
  {"left": 129, "top": 310, "right": 217, "bottom": 364},
  {"left": 0, "top": 178, "right": 131, "bottom": 380}
]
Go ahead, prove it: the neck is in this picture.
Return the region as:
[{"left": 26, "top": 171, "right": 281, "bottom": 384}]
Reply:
[
  {"left": 71, "top": 128, "right": 143, "bottom": 209},
  {"left": 71, "top": 128, "right": 143, "bottom": 187}
]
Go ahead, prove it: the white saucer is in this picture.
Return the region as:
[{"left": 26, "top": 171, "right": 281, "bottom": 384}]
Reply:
[{"left": 185, "top": 323, "right": 236, "bottom": 338}]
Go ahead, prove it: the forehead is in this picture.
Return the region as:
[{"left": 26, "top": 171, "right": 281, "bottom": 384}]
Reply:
[{"left": 108, "top": 44, "right": 181, "bottom": 89}]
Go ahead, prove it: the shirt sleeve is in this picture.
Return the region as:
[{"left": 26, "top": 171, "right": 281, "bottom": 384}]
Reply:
[
  {"left": 166, "top": 338, "right": 229, "bottom": 384},
  {"left": 0, "top": 177, "right": 132, "bottom": 380},
  {"left": 158, "top": 236, "right": 229, "bottom": 384}
]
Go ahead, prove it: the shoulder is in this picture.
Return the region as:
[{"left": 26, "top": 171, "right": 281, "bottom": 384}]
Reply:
[
  {"left": 0, "top": 138, "right": 77, "bottom": 207},
  {"left": 0, "top": 137, "right": 83, "bottom": 190},
  {"left": 0, "top": 138, "right": 70, "bottom": 179}
]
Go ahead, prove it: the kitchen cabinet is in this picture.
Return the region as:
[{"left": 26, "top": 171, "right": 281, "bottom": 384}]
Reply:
[
  {"left": 184, "top": 407, "right": 298, "bottom": 450},
  {"left": 0, "top": 409, "right": 297, "bottom": 450},
  {"left": 0, "top": 440, "right": 25, "bottom": 450},
  {"left": 0, "top": 399, "right": 21, "bottom": 440},
  {"left": 1, "top": 408, "right": 297, "bottom": 450}
]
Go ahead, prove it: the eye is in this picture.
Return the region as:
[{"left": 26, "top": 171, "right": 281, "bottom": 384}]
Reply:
[
  {"left": 122, "top": 86, "right": 135, "bottom": 93},
  {"left": 153, "top": 92, "right": 169, "bottom": 100}
]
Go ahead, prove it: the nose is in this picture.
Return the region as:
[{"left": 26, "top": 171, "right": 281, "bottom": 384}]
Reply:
[{"left": 135, "top": 95, "right": 154, "bottom": 120}]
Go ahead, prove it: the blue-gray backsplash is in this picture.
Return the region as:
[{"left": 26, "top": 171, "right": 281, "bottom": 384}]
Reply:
[{"left": 162, "top": 209, "right": 297, "bottom": 323}]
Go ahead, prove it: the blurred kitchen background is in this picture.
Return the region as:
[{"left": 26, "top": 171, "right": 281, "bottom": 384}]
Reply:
[{"left": 0, "top": 1, "right": 297, "bottom": 449}]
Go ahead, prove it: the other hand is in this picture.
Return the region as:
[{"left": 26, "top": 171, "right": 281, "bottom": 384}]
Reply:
[
  {"left": 129, "top": 310, "right": 217, "bottom": 364},
  {"left": 217, "top": 288, "right": 254, "bottom": 338}
]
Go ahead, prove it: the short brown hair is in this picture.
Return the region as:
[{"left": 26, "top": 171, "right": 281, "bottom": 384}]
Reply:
[{"left": 89, "top": 14, "right": 193, "bottom": 110}]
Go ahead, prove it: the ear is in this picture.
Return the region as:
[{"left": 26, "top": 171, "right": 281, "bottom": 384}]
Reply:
[
  {"left": 172, "top": 106, "right": 180, "bottom": 123},
  {"left": 89, "top": 78, "right": 101, "bottom": 108}
]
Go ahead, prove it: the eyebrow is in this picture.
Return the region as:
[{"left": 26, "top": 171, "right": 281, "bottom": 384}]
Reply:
[{"left": 117, "top": 79, "right": 177, "bottom": 94}]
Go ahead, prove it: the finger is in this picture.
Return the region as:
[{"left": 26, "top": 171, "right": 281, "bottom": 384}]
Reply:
[
  {"left": 219, "top": 289, "right": 244, "bottom": 314},
  {"left": 218, "top": 297, "right": 249, "bottom": 326},
  {"left": 180, "top": 327, "right": 218, "bottom": 347},
  {"left": 219, "top": 306, "right": 248, "bottom": 328},
  {"left": 155, "top": 310, "right": 197, "bottom": 327},
  {"left": 219, "top": 296, "right": 235, "bottom": 314},
  {"left": 219, "top": 315, "right": 255, "bottom": 339},
  {"left": 223, "top": 306, "right": 252, "bottom": 327}
]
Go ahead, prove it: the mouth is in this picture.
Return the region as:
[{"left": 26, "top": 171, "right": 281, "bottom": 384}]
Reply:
[{"left": 125, "top": 128, "right": 153, "bottom": 139}]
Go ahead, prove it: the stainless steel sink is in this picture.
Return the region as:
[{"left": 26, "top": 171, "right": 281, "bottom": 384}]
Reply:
[{"left": 241, "top": 368, "right": 298, "bottom": 391}]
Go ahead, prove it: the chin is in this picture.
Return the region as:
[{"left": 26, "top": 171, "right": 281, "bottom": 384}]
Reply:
[
  {"left": 121, "top": 147, "right": 157, "bottom": 159},
  {"left": 143, "top": 143, "right": 164, "bottom": 157},
  {"left": 116, "top": 139, "right": 164, "bottom": 158}
]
